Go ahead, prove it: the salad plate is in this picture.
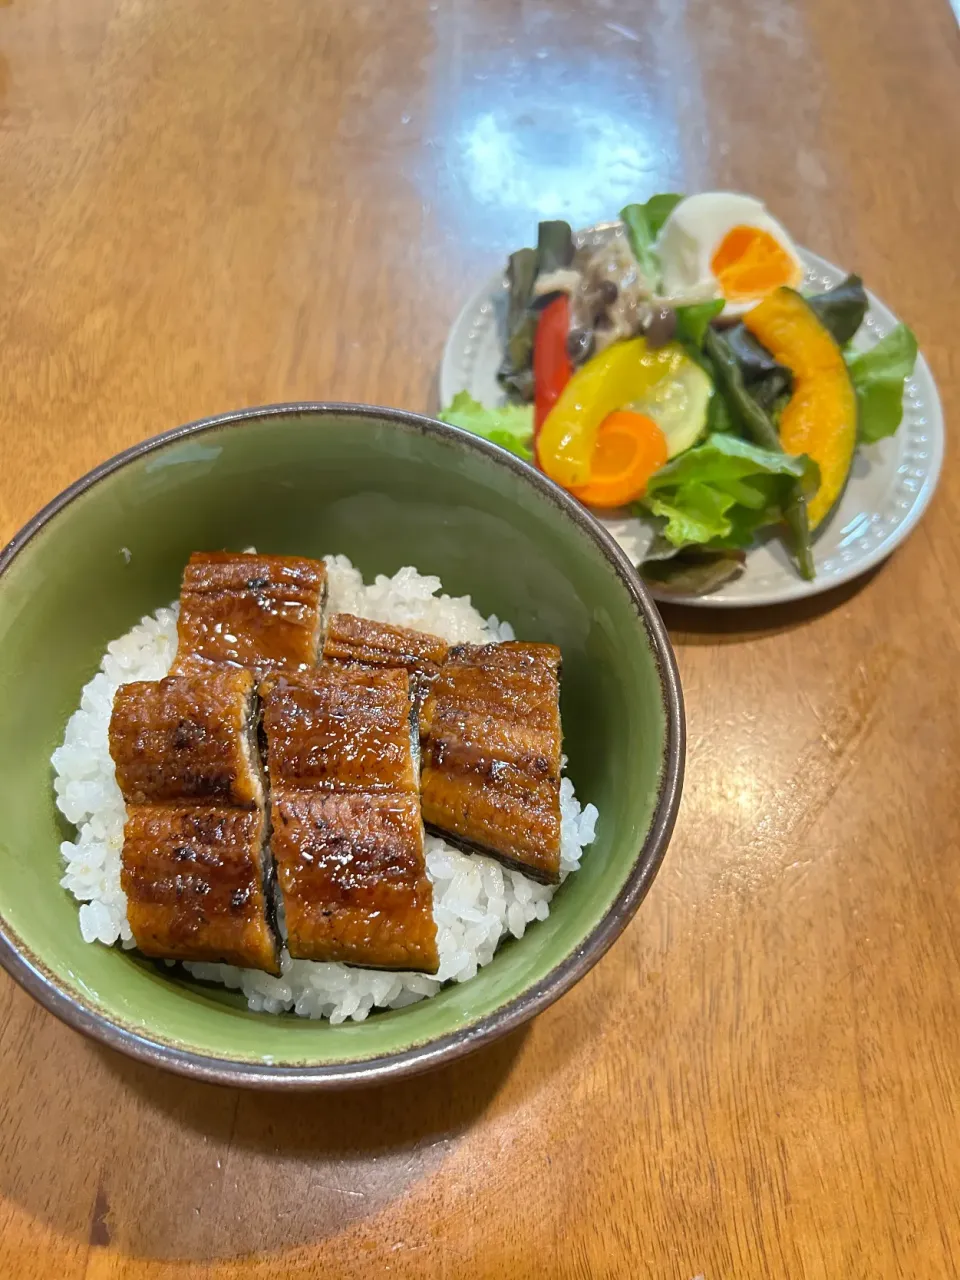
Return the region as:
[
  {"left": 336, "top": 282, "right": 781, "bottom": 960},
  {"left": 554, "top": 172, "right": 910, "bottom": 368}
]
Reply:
[{"left": 440, "top": 217, "right": 943, "bottom": 609}]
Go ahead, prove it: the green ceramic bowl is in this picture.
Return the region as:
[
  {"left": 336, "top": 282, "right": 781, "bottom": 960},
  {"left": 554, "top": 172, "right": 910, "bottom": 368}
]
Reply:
[{"left": 0, "top": 405, "right": 683, "bottom": 1088}]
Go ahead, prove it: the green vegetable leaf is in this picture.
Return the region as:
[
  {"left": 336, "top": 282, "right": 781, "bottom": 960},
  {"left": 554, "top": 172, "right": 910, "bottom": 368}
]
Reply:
[
  {"left": 703, "top": 327, "right": 815, "bottom": 578},
  {"left": 705, "top": 384, "right": 736, "bottom": 434},
  {"left": 647, "top": 431, "right": 819, "bottom": 497},
  {"left": 642, "top": 548, "right": 747, "bottom": 596},
  {"left": 497, "top": 247, "right": 539, "bottom": 403},
  {"left": 620, "top": 193, "right": 684, "bottom": 284},
  {"left": 639, "top": 433, "right": 819, "bottom": 550},
  {"left": 724, "top": 324, "right": 790, "bottom": 385},
  {"left": 806, "top": 275, "right": 868, "bottom": 346},
  {"left": 439, "top": 392, "right": 535, "bottom": 461},
  {"left": 846, "top": 324, "right": 918, "bottom": 444},
  {"left": 537, "top": 220, "right": 575, "bottom": 274},
  {"left": 675, "top": 299, "right": 725, "bottom": 349},
  {"left": 646, "top": 483, "right": 740, "bottom": 547},
  {"left": 642, "top": 193, "right": 685, "bottom": 239}
]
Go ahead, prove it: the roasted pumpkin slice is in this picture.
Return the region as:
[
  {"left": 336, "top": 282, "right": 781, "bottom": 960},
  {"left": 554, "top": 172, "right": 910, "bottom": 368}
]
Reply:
[{"left": 743, "top": 288, "right": 857, "bottom": 529}]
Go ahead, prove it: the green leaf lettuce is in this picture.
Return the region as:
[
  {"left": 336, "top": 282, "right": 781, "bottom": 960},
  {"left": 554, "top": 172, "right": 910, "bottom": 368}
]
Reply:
[
  {"left": 846, "top": 324, "right": 918, "bottom": 444},
  {"left": 640, "top": 433, "right": 820, "bottom": 550},
  {"left": 439, "top": 392, "right": 534, "bottom": 461},
  {"left": 620, "top": 193, "right": 683, "bottom": 285}
]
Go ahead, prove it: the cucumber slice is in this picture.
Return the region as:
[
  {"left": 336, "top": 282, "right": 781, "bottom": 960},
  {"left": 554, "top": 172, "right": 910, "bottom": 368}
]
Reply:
[{"left": 628, "top": 348, "right": 712, "bottom": 459}]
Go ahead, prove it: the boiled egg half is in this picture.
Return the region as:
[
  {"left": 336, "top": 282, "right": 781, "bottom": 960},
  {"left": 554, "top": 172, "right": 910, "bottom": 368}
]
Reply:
[{"left": 656, "top": 192, "right": 804, "bottom": 316}]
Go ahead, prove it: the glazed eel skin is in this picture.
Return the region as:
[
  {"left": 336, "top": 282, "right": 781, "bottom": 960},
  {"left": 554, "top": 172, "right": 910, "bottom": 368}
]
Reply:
[
  {"left": 260, "top": 666, "right": 438, "bottom": 973},
  {"left": 325, "top": 618, "right": 564, "bottom": 884},
  {"left": 322, "top": 612, "right": 449, "bottom": 706},
  {"left": 110, "top": 666, "right": 280, "bottom": 974},
  {"left": 173, "top": 551, "right": 327, "bottom": 679},
  {"left": 110, "top": 549, "right": 328, "bottom": 974},
  {"left": 418, "top": 642, "right": 563, "bottom": 884}
]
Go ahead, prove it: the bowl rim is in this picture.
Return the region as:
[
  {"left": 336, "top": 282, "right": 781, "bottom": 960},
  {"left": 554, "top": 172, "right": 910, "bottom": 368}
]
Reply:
[{"left": 0, "top": 402, "right": 685, "bottom": 1089}]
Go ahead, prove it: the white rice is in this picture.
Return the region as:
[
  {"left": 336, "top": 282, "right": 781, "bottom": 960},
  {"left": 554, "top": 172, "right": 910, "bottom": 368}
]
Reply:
[{"left": 51, "top": 557, "right": 598, "bottom": 1023}]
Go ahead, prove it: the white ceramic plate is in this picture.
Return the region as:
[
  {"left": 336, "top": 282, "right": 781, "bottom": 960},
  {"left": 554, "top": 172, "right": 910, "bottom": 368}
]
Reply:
[{"left": 440, "top": 226, "right": 944, "bottom": 608}]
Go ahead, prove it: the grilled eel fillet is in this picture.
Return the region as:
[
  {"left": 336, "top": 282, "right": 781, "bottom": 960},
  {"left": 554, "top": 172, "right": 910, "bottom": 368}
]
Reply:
[
  {"left": 418, "top": 642, "right": 562, "bottom": 884},
  {"left": 322, "top": 612, "right": 449, "bottom": 706},
  {"left": 261, "top": 666, "right": 438, "bottom": 973},
  {"left": 109, "top": 667, "right": 279, "bottom": 973},
  {"left": 173, "top": 551, "right": 327, "bottom": 679}
]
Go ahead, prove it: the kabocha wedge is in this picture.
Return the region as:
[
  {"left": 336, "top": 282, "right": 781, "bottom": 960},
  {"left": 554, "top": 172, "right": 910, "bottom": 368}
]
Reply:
[{"left": 743, "top": 287, "right": 858, "bottom": 529}]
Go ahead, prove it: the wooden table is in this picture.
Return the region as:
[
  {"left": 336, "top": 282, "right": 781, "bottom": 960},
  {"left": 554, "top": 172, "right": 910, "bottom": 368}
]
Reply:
[{"left": 1, "top": 1, "right": 959, "bottom": 1275}]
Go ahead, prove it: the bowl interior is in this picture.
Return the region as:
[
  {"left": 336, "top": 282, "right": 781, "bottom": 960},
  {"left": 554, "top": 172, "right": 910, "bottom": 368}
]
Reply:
[{"left": 0, "top": 408, "right": 673, "bottom": 1073}]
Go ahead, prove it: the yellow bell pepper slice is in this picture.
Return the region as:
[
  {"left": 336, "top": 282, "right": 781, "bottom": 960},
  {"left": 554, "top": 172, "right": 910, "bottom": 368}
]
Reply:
[{"left": 537, "top": 338, "right": 689, "bottom": 489}]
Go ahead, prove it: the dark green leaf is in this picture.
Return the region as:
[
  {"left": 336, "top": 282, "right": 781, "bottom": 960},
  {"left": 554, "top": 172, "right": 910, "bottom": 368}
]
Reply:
[
  {"left": 504, "top": 248, "right": 537, "bottom": 332},
  {"left": 847, "top": 324, "right": 918, "bottom": 444},
  {"left": 642, "top": 549, "right": 747, "bottom": 597},
  {"left": 439, "top": 392, "right": 535, "bottom": 461},
  {"left": 498, "top": 365, "right": 535, "bottom": 403},
  {"left": 674, "top": 299, "right": 725, "bottom": 349},
  {"left": 765, "top": 388, "right": 792, "bottom": 424},
  {"left": 724, "top": 324, "right": 790, "bottom": 384},
  {"left": 497, "top": 248, "right": 539, "bottom": 402},
  {"left": 750, "top": 370, "right": 792, "bottom": 412},
  {"left": 806, "top": 274, "right": 868, "bottom": 346},
  {"left": 642, "top": 193, "right": 685, "bottom": 238},
  {"left": 536, "top": 221, "right": 575, "bottom": 274},
  {"left": 620, "top": 193, "right": 684, "bottom": 284},
  {"left": 706, "top": 383, "right": 736, "bottom": 434},
  {"left": 697, "top": 331, "right": 817, "bottom": 580},
  {"left": 703, "top": 330, "right": 784, "bottom": 454}
]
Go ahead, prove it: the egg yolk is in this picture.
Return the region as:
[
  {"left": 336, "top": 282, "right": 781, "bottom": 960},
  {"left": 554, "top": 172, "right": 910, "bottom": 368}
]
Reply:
[{"left": 710, "top": 225, "right": 801, "bottom": 301}]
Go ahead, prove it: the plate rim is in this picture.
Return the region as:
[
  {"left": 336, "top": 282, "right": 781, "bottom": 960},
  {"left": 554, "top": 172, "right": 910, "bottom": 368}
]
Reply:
[{"left": 440, "top": 239, "right": 945, "bottom": 610}]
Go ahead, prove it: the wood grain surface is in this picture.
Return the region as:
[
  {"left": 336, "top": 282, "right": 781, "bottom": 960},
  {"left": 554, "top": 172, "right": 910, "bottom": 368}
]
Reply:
[{"left": 1, "top": 1, "right": 959, "bottom": 1276}]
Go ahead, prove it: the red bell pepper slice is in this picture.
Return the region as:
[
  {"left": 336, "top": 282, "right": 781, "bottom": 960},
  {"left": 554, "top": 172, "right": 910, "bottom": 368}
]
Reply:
[{"left": 533, "top": 296, "right": 572, "bottom": 440}]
